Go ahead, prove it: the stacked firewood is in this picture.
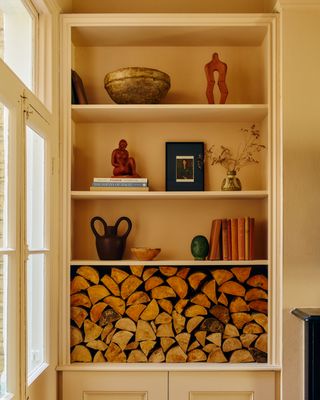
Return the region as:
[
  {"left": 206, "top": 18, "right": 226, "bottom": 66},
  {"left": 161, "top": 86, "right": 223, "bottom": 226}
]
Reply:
[{"left": 70, "top": 265, "right": 268, "bottom": 363}]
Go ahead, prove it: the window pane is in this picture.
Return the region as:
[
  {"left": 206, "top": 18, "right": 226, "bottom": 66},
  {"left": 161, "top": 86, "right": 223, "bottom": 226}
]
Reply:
[
  {"left": 26, "top": 127, "right": 45, "bottom": 249},
  {"left": 0, "top": 103, "right": 9, "bottom": 249},
  {"left": 0, "top": 0, "right": 34, "bottom": 90},
  {"left": 27, "top": 254, "right": 45, "bottom": 375},
  {"left": 0, "top": 255, "right": 8, "bottom": 396}
]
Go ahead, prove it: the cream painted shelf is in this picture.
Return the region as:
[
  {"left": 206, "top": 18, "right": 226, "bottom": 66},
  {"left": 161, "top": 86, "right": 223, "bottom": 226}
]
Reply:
[
  {"left": 70, "top": 259, "right": 269, "bottom": 266},
  {"left": 71, "top": 190, "right": 268, "bottom": 200},
  {"left": 71, "top": 104, "right": 268, "bottom": 123}
]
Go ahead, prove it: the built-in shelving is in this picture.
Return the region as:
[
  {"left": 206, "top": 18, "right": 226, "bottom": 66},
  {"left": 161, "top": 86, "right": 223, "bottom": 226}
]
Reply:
[{"left": 70, "top": 259, "right": 269, "bottom": 266}]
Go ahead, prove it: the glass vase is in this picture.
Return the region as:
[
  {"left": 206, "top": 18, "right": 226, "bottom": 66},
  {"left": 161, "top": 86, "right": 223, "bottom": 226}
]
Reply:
[{"left": 221, "top": 170, "right": 242, "bottom": 191}]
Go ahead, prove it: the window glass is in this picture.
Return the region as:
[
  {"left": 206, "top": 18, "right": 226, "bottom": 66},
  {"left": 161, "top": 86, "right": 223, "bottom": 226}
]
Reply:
[{"left": 0, "top": 0, "right": 35, "bottom": 90}]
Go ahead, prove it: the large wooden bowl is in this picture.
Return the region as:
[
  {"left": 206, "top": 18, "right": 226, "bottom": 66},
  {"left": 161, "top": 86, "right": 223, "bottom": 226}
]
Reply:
[
  {"left": 104, "top": 67, "right": 171, "bottom": 104},
  {"left": 131, "top": 247, "right": 161, "bottom": 261}
]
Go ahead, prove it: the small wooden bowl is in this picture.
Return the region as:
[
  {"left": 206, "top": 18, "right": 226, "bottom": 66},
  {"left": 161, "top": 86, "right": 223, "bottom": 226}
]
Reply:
[{"left": 131, "top": 247, "right": 161, "bottom": 261}]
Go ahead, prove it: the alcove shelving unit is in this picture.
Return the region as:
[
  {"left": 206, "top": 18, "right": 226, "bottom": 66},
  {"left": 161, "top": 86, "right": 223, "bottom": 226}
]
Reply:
[{"left": 59, "top": 12, "right": 281, "bottom": 400}]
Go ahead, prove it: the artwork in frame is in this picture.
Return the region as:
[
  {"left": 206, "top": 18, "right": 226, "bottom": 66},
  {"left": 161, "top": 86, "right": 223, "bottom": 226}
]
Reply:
[{"left": 166, "top": 142, "right": 204, "bottom": 191}]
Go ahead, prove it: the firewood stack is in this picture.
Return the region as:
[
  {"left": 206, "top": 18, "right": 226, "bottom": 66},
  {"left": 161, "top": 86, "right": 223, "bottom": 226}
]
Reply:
[{"left": 70, "top": 265, "right": 268, "bottom": 363}]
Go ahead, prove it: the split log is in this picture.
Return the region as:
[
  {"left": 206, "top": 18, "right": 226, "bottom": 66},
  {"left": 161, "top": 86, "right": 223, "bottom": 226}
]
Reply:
[
  {"left": 71, "top": 345, "right": 92, "bottom": 362},
  {"left": 202, "top": 280, "right": 217, "bottom": 304},
  {"left": 156, "top": 322, "right": 175, "bottom": 338},
  {"left": 111, "top": 267, "right": 129, "bottom": 284},
  {"left": 167, "top": 276, "right": 188, "bottom": 299},
  {"left": 186, "top": 316, "right": 205, "bottom": 333},
  {"left": 87, "top": 285, "right": 110, "bottom": 305},
  {"left": 177, "top": 267, "right": 190, "bottom": 279},
  {"left": 71, "top": 306, "right": 88, "bottom": 328},
  {"left": 125, "top": 341, "right": 139, "bottom": 350},
  {"left": 245, "top": 288, "right": 268, "bottom": 301},
  {"left": 249, "top": 300, "right": 268, "bottom": 314},
  {"left": 93, "top": 350, "right": 106, "bottom": 362},
  {"left": 207, "top": 348, "right": 227, "bottom": 363},
  {"left": 247, "top": 274, "right": 268, "bottom": 290},
  {"left": 188, "top": 341, "right": 201, "bottom": 351},
  {"left": 218, "top": 281, "right": 246, "bottom": 297},
  {"left": 172, "top": 310, "right": 186, "bottom": 334},
  {"left": 231, "top": 267, "right": 252, "bottom": 283},
  {"left": 231, "top": 313, "right": 252, "bottom": 329},
  {"left": 203, "top": 343, "right": 218, "bottom": 353},
  {"left": 223, "top": 323, "right": 240, "bottom": 338},
  {"left": 188, "top": 272, "right": 207, "bottom": 290},
  {"left": 230, "top": 297, "right": 250, "bottom": 313},
  {"left": 84, "top": 319, "right": 103, "bottom": 342},
  {"left": 206, "top": 332, "right": 222, "bottom": 347},
  {"left": 209, "top": 305, "right": 230, "bottom": 324},
  {"left": 140, "top": 340, "right": 156, "bottom": 356},
  {"left": 127, "top": 349, "right": 148, "bottom": 362},
  {"left": 243, "top": 322, "right": 264, "bottom": 334},
  {"left": 195, "top": 331, "right": 207, "bottom": 347},
  {"left": 112, "top": 331, "right": 134, "bottom": 350},
  {"left": 99, "top": 309, "right": 121, "bottom": 326},
  {"left": 142, "top": 268, "right": 158, "bottom": 281},
  {"left": 222, "top": 338, "right": 242, "bottom": 352},
  {"left": 140, "top": 299, "right": 160, "bottom": 321},
  {"left": 86, "top": 340, "right": 108, "bottom": 351},
  {"left": 101, "top": 323, "right": 114, "bottom": 341},
  {"left": 155, "top": 312, "right": 172, "bottom": 325},
  {"left": 71, "top": 293, "right": 91, "bottom": 308},
  {"left": 151, "top": 286, "right": 176, "bottom": 299},
  {"left": 130, "top": 265, "right": 144, "bottom": 277},
  {"left": 218, "top": 292, "right": 228, "bottom": 307},
  {"left": 121, "top": 275, "right": 143, "bottom": 299},
  {"left": 76, "top": 266, "right": 99, "bottom": 284},
  {"left": 160, "top": 337, "right": 175, "bottom": 352},
  {"left": 126, "top": 304, "right": 146, "bottom": 322},
  {"left": 149, "top": 348, "right": 165, "bottom": 362},
  {"left": 135, "top": 320, "right": 156, "bottom": 341},
  {"left": 187, "top": 349, "right": 207, "bottom": 362},
  {"left": 105, "top": 343, "right": 126, "bottom": 362},
  {"left": 158, "top": 299, "right": 173, "bottom": 314},
  {"left": 253, "top": 313, "right": 268, "bottom": 332},
  {"left": 250, "top": 348, "right": 267, "bottom": 363},
  {"left": 115, "top": 318, "right": 136, "bottom": 332},
  {"left": 127, "top": 291, "right": 150, "bottom": 306},
  {"left": 71, "top": 326, "right": 83, "bottom": 347},
  {"left": 185, "top": 305, "right": 208, "bottom": 317},
  {"left": 90, "top": 302, "right": 107, "bottom": 323},
  {"left": 71, "top": 275, "right": 90, "bottom": 294},
  {"left": 191, "top": 293, "right": 211, "bottom": 308},
  {"left": 240, "top": 333, "right": 258, "bottom": 348},
  {"left": 101, "top": 275, "right": 120, "bottom": 296},
  {"left": 159, "top": 266, "right": 178, "bottom": 276},
  {"left": 230, "top": 349, "right": 254, "bottom": 363},
  {"left": 174, "top": 299, "right": 189, "bottom": 314},
  {"left": 144, "top": 276, "right": 164, "bottom": 291},
  {"left": 200, "top": 318, "right": 224, "bottom": 333},
  {"left": 211, "top": 269, "right": 233, "bottom": 286},
  {"left": 255, "top": 333, "right": 268, "bottom": 353},
  {"left": 166, "top": 346, "right": 187, "bottom": 362},
  {"left": 105, "top": 328, "right": 116, "bottom": 345}
]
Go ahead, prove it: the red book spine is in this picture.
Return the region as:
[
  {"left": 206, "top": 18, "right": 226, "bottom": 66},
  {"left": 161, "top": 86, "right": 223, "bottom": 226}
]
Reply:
[
  {"left": 231, "top": 218, "right": 238, "bottom": 260},
  {"left": 238, "top": 217, "right": 245, "bottom": 261},
  {"left": 222, "top": 219, "right": 229, "bottom": 261},
  {"left": 249, "top": 217, "right": 255, "bottom": 260},
  {"left": 209, "top": 219, "right": 222, "bottom": 260},
  {"left": 245, "top": 217, "right": 250, "bottom": 260},
  {"left": 227, "top": 219, "right": 232, "bottom": 261}
]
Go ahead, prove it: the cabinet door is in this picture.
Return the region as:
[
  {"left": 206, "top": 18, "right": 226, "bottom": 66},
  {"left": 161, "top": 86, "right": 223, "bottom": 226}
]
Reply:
[
  {"left": 169, "top": 371, "right": 276, "bottom": 400},
  {"left": 61, "top": 371, "right": 168, "bottom": 400}
]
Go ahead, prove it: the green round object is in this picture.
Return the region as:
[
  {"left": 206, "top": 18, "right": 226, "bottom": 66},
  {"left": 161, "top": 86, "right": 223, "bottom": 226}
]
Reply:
[{"left": 191, "top": 235, "right": 209, "bottom": 260}]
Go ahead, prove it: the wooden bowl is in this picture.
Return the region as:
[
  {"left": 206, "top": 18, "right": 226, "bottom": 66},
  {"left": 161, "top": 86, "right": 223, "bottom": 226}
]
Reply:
[
  {"left": 104, "top": 67, "right": 171, "bottom": 104},
  {"left": 131, "top": 247, "right": 161, "bottom": 261}
]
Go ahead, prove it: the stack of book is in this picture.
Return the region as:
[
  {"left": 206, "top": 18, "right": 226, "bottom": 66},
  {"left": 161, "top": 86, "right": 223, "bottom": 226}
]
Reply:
[
  {"left": 208, "top": 217, "right": 255, "bottom": 261},
  {"left": 90, "top": 177, "right": 149, "bottom": 191}
]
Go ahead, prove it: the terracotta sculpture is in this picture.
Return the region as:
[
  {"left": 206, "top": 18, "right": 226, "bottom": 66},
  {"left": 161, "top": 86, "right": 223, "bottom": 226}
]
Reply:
[
  {"left": 205, "top": 52, "right": 228, "bottom": 104},
  {"left": 111, "top": 139, "right": 140, "bottom": 177}
]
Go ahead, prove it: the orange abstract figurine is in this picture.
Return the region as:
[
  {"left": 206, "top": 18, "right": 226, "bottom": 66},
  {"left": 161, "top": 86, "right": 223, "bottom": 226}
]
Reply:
[
  {"left": 205, "top": 52, "right": 228, "bottom": 104},
  {"left": 111, "top": 139, "right": 140, "bottom": 177}
]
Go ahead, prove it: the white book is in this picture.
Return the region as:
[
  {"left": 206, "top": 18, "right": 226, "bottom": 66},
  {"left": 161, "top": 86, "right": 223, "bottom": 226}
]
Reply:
[{"left": 93, "top": 177, "right": 148, "bottom": 183}]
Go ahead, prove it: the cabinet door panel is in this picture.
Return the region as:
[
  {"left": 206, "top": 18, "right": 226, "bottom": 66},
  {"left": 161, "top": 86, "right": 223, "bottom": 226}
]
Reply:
[
  {"left": 169, "top": 372, "right": 275, "bottom": 400},
  {"left": 62, "top": 371, "right": 167, "bottom": 400}
]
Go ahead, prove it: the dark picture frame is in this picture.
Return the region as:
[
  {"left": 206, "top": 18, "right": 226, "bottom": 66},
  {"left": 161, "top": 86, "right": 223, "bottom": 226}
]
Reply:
[
  {"left": 166, "top": 142, "right": 204, "bottom": 191},
  {"left": 71, "top": 69, "right": 88, "bottom": 104}
]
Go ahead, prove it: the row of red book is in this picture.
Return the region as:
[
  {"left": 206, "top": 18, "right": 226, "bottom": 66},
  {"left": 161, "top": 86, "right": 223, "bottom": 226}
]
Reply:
[{"left": 208, "top": 217, "right": 255, "bottom": 261}]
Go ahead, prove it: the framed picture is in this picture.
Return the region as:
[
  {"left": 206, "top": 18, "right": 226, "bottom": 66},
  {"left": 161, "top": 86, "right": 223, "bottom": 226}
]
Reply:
[{"left": 166, "top": 142, "right": 204, "bottom": 191}]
